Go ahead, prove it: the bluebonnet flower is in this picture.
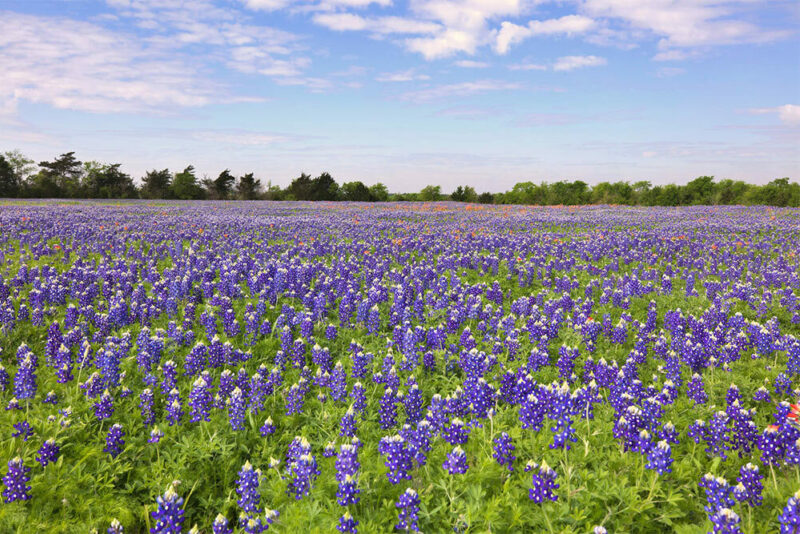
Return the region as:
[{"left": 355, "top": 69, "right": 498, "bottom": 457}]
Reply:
[
  {"left": 337, "top": 511, "right": 358, "bottom": 533},
  {"left": 519, "top": 393, "right": 546, "bottom": 432},
  {"left": 686, "top": 374, "right": 708, "bottom": 405},
  {"left": 709, "top": 508, "right": 741, "bottom": 534},
  {"left": 166, "top": 389, "right": 183, "bottom": 426},
  {"left": 339, "top": 406, "right": 357, "bottom": 437},
  {"left": 645, "top": 440, "right": 673, "bottom": 475},
  {"left": 150, "top": 483, "right": 184, "bottom": 534},
  {"left": 403, "top": 384, "right": 424, "bottom": 426},
  {"left": 13, "top": 353, "right": 37, "bottom": 400},
  {"left": 237, "top": 461, "right": 263, "bottom": 513},
  {"left": 2, "top": 457, "right": 31, "bottom": 502},
  {"left": 285, "top": 381, "right": 308, "bottom": 416},
  {"left": 325, "top": 324, "right": 338, "bottom": 341},
  {"left": 351, "top": 382, "right": 367, "bottom": 416},
  {"left": 108, "top": 519, "right": 124, "bottom": 534},
  {"left": 12, "top": 420, "right": 33, "bottom": 441},
  {"left": 94, "top": 390, "right": 114, "bottom": 420},
  {"left": 493, "top": 432, "right": 515, "bottom": 472},
  {"left": 330, "top": 362, "right": 347, "bottom": 402},
  {"left": 285, "top": 437, "right": 319, "bottom": 500},
  {"left": 160, "top": 360, "right": 178, "bottom": 395},
  {"left": 699, "top": 474, "right": 735, "bottom": 515},
  {"left": 753, "top": 386, "right": 771, "bottom": 403},
  {"left": 775, "top": 373, "right": 794, "bottom": 397},
  {"left": 395, "top": 488, "right": 420, "bottom": 532},
  {"left": 188, "top": 376, "right": 212, "bottom": 423},
  {"left": 442, "top": 446, "right": 469, "bottom": 475},
  {"left": 228, "top": 387, "right": 246, "bottom": 431},
  {"left": 239, "top": 510, "right": 278, "bottom": 533},
  {"left": 0, "top": 364, "right": 8, "bottom": 392},
  {"left": 259, "top": 417, "right": 276, "bottom": 437},
  {"left": 213, "top": 514, "right": 233, "bottom": 534},
  {"left": 105, "top": 423, "right": 125, "bottom": 458},
  {"left": 379, "top": 388, "right": 398, "bottom": 430},
  {"left": 733, "top": 463, "right": 763, "bottom": 507},
  {"left": 442, "top": 418, "right": 470, "bottom": 445},
  {"left": 757, "top": 425, "right": 785, "bottom": 465},
  {"left": 526, "top": 461, "right": 559, "bottom": 503},
  {"left": 704, "top": 412, "right": 730, "bottom": 460},
  {"left": 779, "top": 489, "right": 800, "bottom": 534},
  {"left": 43, "top": 390, "right": 58, "bottom": 404},
  {"left": 149, "top": 427, "right": 164, "bottom": 444},
  {"left": 140, "top": 388, "right": 155, "bottom": 427},
  {"left": 378, "top": 435, "right": 413, "bottom": 484},
  {"left": 36, "top": 438, "right": 60, "bottom": 467},
  {"left": 287, "top": 452, "right": 319, "bottom": 500}
]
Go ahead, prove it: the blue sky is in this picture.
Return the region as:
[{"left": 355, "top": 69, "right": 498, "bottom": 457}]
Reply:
[{"left": 0, "top": 0, "right": 798, "bottom": 192}]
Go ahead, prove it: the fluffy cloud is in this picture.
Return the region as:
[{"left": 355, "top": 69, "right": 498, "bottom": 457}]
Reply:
[
  {"left": 581, "top": 0, "right": 790, "bottom": 57},
  {"left": 399, "top": 79, "right": 522, "bottom": 102},
  {"left": 0, "top": 11, "right": 216, "bottom": 114},
  {"left": 495, "top": 15, "right": 595, "bottom": 54},
  {"left": 312, "top": 13, "right": 440, "bottom": 34},
  {"left": 376, "top": 70, "right": 431, "bottom": 82},
  {"left": 553, "top": 55, "right": 607, "bottom": 71},
  {"left": 749, "top": 105, "right": 800, "bottom": 126},
  {"left": 455, "top": 60, "right": 489, "bottom": 68}
]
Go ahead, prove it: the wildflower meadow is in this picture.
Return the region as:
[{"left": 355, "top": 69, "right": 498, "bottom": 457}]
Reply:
[{"left": 1, "top": 200, "right": 800, "bottom": 534}]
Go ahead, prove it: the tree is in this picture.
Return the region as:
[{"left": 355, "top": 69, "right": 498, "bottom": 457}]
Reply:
[
  {"left": 369, "top": 183, "right": 389, "bottom": 202},
  {"left": 37, "top": 152, "right": 83, "bottom": 197},
  {"left": 682, "top": 176, "right": 714, "bottom": 205},
  {"left": 82, "top": 162, "right": 136, "bottom": 198},
  {"left": 172, "top": 166, "right": 204, "bottom": 200},
  {"left": 0, "top": 155, "right": 19, "bottom": 198},
  {"left": 341, "top": 181, "right": 372, "bottom": 202},
  {"left": 753, "top": 177, "right": 793, "bottom": 207},
  {"left": 211, "top": 169, "right": 236, "bottom": 200},
  {"left": 286, "top": 173, "right": 313, "bottom": 200},
  {"left": 141, "top": 169, "right": 173, "bottom": 199},
  {"left": 451, "top": 186, "right": 477, "bottom": 202},
  {"left": 311, "top": 172, "right": 339, "bottom": 201},
  {"left": 237, "top": 173, "right": 262, "bottom": 200},
  {"left": 478, "top": 192, "right": 494, "bottom": 204},
  {"left": 3, "top": 150, "right": 36, "bottom": 191},
  {"left": 419, "top": 185, "right": 441, "bottom": 201}
]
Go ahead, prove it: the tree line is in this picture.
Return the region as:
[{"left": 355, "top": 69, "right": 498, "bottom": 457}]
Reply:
[{"left": 0, "top": 150, "right": 797, "bottom": 206}]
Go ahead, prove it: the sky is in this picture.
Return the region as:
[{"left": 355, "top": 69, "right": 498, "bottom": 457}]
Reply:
[{"left": 0, "top": 0, "right": 798, "bottom": 192}]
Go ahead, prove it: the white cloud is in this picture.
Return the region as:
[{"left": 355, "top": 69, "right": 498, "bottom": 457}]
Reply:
[
  {"left": 0, "top": 11, "right": 216, "bottom": 114},
  {"left": 749, "top": 105, "right": 800, "bottom": 126},
  {"left": 399, "top": 79, "right": 522, "bottom": 103},
  {"left": 193, "top": 130, "right": 290, "bottom": 145},
  {"left": 656, "top": 67, "right": 685, "bottom": 78},
  {"left": 312, "top": 13, "right": 440, "bottom": 34},
  {"left": 455, "top": 60, "right": 489, "bottom": 68},
  {"left": 553, "top": 55, "right": 607, "bottom": 71},
  {"left": 241, "top": 0, "right": 295, "bottom": 10},
  {"left": 495, "top": 15, "right": 595, "bottom": 54},
  {"left": 581, "top": 0, "right": 790, "bottom": 57},
  {"left": 508, "top": 62, "right": 548, "bottom": 71},
  {"left": 376, "top": 69, "right": 430, "bottom": 82},
  {"left": 402, "top": 0, "right": 527, "bottom": 59},
  {"left": 108, "top": 0, "right": 309, "bottom": 82}
]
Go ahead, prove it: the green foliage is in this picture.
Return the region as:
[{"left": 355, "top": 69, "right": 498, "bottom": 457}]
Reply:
[
  {"left": 172, "top": 166, "right": 205, "bottom": 200},
  {"left": 141, "top": 169, "right": 173, "bottom": 199},
  {"left": 0, "top": 148, "right": 798, "bottom": 205},
  {"left": 419, "top": 185, "right": 442, "bottom": 201},
  {"left": 0, "top": 154, "right": 19, "bottom": 198},
  {"left": 237, "top": 173, "right": 262, "bottom": 200}
]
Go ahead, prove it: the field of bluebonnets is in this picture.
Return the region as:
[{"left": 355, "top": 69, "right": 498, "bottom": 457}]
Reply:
[{"left": 1, "top": 200, "right": 800, "bottom": 534}]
